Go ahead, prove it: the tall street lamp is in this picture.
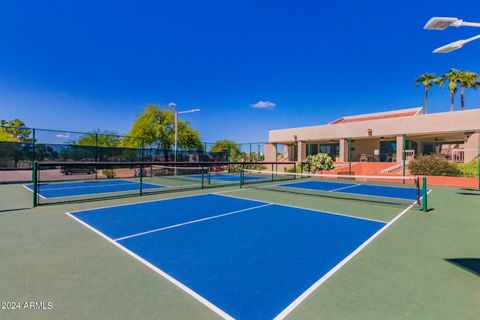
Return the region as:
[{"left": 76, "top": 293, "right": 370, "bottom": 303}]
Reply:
[
  {"left": 424, "top": 17, "right": 480, "bottom": 53},
  {"left": 168, "top": 103, "right": 201, "bottom": 165}
]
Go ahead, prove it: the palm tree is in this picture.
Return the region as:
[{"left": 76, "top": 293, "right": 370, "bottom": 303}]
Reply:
[
  {"left": 457, "top": 71, "right": 480, "bottom": 110},
  {"left": 442, "top": 69, "right": 461, "bottom": 111},
  {"left": 415, "top": 73, "right": 441, "bottom": 114}
]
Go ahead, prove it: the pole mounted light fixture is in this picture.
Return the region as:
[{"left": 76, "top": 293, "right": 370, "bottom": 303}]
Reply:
[
  {"left": 168, "top": 103, "right": 200, "bottom": 168},
  {"left": 424, "top": 16, "right": 480, "bottom": 53}
]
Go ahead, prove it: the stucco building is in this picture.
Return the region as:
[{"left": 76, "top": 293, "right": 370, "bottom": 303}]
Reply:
[{"left": 265, "top": 108, "right": 480, "bottom": 167}]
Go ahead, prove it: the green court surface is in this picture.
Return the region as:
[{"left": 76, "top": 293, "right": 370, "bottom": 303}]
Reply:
[{"left": 0, "top": 183, "right": 479, "bottom": 320}]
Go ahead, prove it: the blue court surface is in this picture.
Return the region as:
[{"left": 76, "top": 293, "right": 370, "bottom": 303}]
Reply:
[
  {"left": 279, "top": 180, "right": 421, "bottom": 201},
  {"left": 68, "top": 193, "right": 386, "bottom": 319},
  {"left": 24, "top": 179, "right": 165, "bottom": 199}
]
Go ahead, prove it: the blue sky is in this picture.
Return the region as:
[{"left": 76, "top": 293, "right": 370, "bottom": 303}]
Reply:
[{"left": 1, "top": 0, "right": 479, "bottom": 143}]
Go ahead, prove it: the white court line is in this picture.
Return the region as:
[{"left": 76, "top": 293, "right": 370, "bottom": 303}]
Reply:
[
  {"left": 226, "top": 180, "right": 420, "bottom": 202},
  {"left": 114, "top": 203, "right": 273, "bottom": 241},
  {"left": 67, "top": 193, "right": 235, "bottom": 215},
  {"left": 66, "top": 191, "right": 428, "bottom": 319},
  {"left": 328, "top": 184, "right": 361, "bottom": 192},
  {"left": 216, "top": 193, "right": 387, "bottom": 224},
  {"left": 65, "top": 212, "right": 234, "bottom": 320},
  {"left": 273, "top": 199, "right": 419, "bottom": 319},
  {"left": 22, "top": 184, "right": 47, "bottom": 200}
]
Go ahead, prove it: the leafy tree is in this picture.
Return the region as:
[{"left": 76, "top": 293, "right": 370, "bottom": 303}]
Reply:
[
  {"left": 35, "top": 145, "right": 59, "bottom": 161},
  {"left": 0, "top": 130, "right": 17, "bottom": 142},
  {"left": 210, "top": 140, "right": 242, "bottom": 160},
  {"left": 0, "top": 118, "right": 31, "bottom": 167},
  {"left": 442, "top": 69, "right": 460, "bottom": 112},
  {"left": 0, "top": 119, "right": 31, "bottom": 142},
  {"left": 122, "top": 104, "right": 203, "bottom": 161},
  {"left": 74, "top": 130, "right": 121, "bottom": 147},
  {"left": 457, "top": 70, "right": 480, "bottom": 111},
  {"left": 415, "top": 73, "right": 442, "bottom": 114}
]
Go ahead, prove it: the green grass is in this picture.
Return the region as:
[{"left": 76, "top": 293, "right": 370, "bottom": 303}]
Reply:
[{"left": 0, "top": 183, "right": 479, "bottom": 319}]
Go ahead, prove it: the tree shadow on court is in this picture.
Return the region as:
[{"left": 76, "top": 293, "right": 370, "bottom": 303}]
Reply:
[
  {"left": 456, "top": 192, "right": 480, "bottom": 196},
  {"left": 445, "top": 258, "right": 480, "bottom": 277}
]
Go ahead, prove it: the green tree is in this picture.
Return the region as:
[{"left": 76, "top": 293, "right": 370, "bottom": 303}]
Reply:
[
  {"left": 0, "top": 119, "right": 31, "bottom": 167},
  {"left": 457, "top": 70, "right": 480, "bottom": 111},
  {"left": 442, "top": 69, "right": 460, "bottom": 112},
  {"left": 74, "top": 130, "right": 121, "bottom": 147},
  {"left": 0, "top": 130, "right": 17, "bottom": 142},
  {"left": 0, "top": 119, "right": 31, "bottom": 141},
  {"left": 122, "top": 104, "right": 203, "bottom": 161},
  {"left": 415, "top": 73, "right": 442, "bottom": 114},
  {"left": 210, "top": 140, "right": 242, "bottom": 160}
]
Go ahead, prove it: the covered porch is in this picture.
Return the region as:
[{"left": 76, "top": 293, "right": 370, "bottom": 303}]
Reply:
[{"left": 265, "top": 130, "right": 480, "bottom": 165}]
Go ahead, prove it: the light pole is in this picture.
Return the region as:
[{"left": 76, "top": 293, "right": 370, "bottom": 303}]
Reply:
[
  {"left": 424, "top": 17, "right": 480, "bottom": 53},
  {"left": 168, "top": 103, "right": 200, "bottom": 165}
]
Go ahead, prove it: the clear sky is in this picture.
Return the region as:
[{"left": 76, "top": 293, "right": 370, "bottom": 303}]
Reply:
[{"left": 1, "top": 0, "right": 479, "bottom": 143}]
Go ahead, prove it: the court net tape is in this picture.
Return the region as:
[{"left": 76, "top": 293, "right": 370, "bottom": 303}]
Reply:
[{"left": 240, "top": 169, "right": 427, "bottom": 207}]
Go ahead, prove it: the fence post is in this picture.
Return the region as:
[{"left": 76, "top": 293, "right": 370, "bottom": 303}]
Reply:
[
  {"left": 31, "top": 128, "right": 36, "bottom": 166},
  {"left": 348, "top": 138, "right": 352, "bottom": 175},
  {"left": 32, "top": 161, "right": 38, "bottom": 207},
  {"left": 402, "top": 133, "right": 407, "bottom": 179},
  {"left": 274, "top": 143, "right": 278, "bottom": 172},
  {"left": 95, "top": 133, "right": 98, "bottom": 180},
  {"left": 139, "top": 164, "right": 143, "bottom": 196},
  {"left": 477, "top": 135, "right": 480, "bottom": 190}
]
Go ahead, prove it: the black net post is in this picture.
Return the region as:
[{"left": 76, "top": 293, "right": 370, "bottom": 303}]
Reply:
[
  {"left": 239, "top": 168, "right": 244, "bottom": 188},
  {"left": 422, "top": 176, "right": 428, "bottom": 212}
]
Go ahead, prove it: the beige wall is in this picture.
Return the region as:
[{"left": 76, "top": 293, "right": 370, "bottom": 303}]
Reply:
[
  {"left": 269, "top": 109, "right": 480, "bottom": 143},
  {"left": 464, "top": 131, "right": 480, "bottom": 162},
  {"left": 396, "top": 135, "right": 405, "bottom": 164},
  {"left": 351, "top": 138, "right": 379, "bottom": 161},
  {"left": 297, "top": 142, "right": 307, "bottom": 162},
  {"left": 264, "top": 143, "right": 277, "bottom": 162},
  {"left": 339, "top": 138, "right": 348, "bottom": 162}
]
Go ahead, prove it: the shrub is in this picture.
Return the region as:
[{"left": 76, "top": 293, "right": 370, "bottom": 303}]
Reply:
[
  {"left": 302, "top": 153, "right": 334, "bottom": 173},
  {"left": 408, "top": 155, "right": 460, "bottom": 176},
  {"left": 102, "top": 169, "right": 117, "bottom": 179},
  {"left": 457, "top": 160, "right": 478, "bottom": 178},
  {"left": 227, "top": 156, "right": 266, "bottom": 173}
]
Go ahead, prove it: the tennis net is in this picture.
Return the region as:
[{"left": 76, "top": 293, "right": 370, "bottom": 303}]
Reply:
[
  {"left": 240, "top": 169, "right": 428, "bottom": 208},
  {"left": 31, "top": 161, "right": 296, "bottom": 205}
]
